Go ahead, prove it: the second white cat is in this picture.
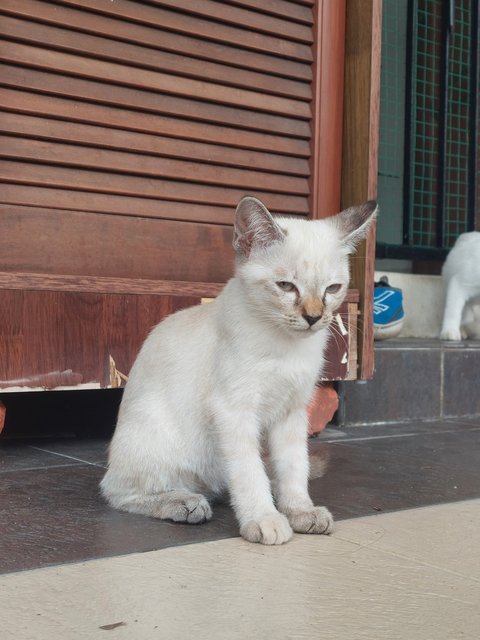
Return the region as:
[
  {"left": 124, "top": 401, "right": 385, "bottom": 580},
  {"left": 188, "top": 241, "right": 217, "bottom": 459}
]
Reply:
[{"left": 441, "top": 232, "right": 480, "bottom": 341}]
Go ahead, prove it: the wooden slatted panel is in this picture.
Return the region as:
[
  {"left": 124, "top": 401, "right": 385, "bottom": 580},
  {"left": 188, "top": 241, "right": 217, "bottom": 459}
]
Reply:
[
  {"left": 0, "top": 0, "right": 312, "bottom": 80},
  {"left": 53, "top": 0, "right": 313, "bottom": 59},
  {"left": 0, "top": 289, "right": 357, "bottom": 391},
  {"left": 0, "top": 288, "right": 201, "bottom": 390},
  {"left": 0, "top": 0, "right": 314, "bottom": 224},
  {"left": 0, "top": 16, "right": 311, "bottom": 99},
  {"left": 0, "top": 205, "right": 235, "bottom": 283},
  {"left": 0, "top": 1, "right": 363, "bottom": 395},
  {"left": 0, "top": 86, "right": 310, "bottom": 155},
  {"left": 0, "top": 42, "right": 310, "bottom": 117},
  {"left": 215, "top": 1, "right": 313, "bottom": 24},
  {"left": 145, "top": 0, "right": 314, "bottom": 43}
]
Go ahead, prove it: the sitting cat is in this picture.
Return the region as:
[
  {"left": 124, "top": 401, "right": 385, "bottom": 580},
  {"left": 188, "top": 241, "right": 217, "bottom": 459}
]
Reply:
[
  {"left": 440, "top": 231, "right": 480, "bottom": 341},
  {"left": 101, "top": 196, "right": 377, "bottom": 544}
]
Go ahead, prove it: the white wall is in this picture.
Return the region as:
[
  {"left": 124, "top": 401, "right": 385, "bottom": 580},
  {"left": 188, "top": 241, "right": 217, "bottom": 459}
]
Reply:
[{"left": 374, "top": 271, "right": 444, "bottom": 338}]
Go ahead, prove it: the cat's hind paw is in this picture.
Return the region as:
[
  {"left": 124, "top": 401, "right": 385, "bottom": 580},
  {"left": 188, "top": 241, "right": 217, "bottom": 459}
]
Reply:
[
  {"left": 287, "top": 506, "right": 334, "bottom": 535},
  {"left": 157, "top": 491, "right": 213, "bottom": 524},
  {"left": 240, "top": 513, "right": 293, "bottom": 545}
]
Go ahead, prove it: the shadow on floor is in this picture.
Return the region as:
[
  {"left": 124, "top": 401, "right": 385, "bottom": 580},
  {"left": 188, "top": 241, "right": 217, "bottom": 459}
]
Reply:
[{"left": 1, "top": 415, "right": 480, "bottom": 574}]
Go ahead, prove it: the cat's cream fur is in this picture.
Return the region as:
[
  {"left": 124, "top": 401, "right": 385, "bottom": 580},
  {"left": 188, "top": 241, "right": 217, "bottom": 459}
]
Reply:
[
  {"left": 440, "top": 232, "right": 480, "bottom": 341},
  {"left": 101, "top": 197, "right": 377, "bottom": 545}
]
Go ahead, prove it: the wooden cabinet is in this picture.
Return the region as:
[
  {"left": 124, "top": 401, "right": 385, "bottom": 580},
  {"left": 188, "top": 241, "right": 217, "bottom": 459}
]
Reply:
[
  {"left": 0, "top": 1, "right": 380, "bottom": 428},
  {"left": 0, "top": 280, "right": 359, "bottom": 394}
]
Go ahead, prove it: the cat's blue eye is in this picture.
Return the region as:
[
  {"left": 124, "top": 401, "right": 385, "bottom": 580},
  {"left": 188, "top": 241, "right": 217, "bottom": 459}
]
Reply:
[
  {"left": 276, "top": 281, "right": 297, "bottom": 293},
  {"left": 326, "top": 284, "right": 342, "bottom": 294}
]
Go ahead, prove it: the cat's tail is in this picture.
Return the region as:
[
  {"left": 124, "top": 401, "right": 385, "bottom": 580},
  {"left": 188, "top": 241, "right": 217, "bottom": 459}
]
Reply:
[
  {"left": 264, "top": 445, "right": 330, "bottom": 481},
  {"left": 308, "top": 445, "right": 330, "bottom": 480}
]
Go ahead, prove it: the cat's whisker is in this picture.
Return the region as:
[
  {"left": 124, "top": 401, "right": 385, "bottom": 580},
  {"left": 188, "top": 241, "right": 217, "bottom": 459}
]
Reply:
[{"left": 326, "top": 326, "right": 344, "bottom": 352}]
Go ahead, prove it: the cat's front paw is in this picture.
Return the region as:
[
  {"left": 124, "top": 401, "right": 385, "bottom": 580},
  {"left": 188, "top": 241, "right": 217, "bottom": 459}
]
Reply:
[
  {"left": 240, "top": 512, "right": 293, "bottom": 545},
  {"left": 287, "top": 506, "right": 334, "bottom": 535},
  {"left": 440, "top": 328, "right": 462, "bottom": 341}
]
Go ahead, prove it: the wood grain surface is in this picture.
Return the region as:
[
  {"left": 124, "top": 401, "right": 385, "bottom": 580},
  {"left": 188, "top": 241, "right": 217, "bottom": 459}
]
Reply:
[
  {"left": 0, "top": 289, "right": 358, "bottom": 391},
  {"left": 0, "top": 0, "right": 370, "bottom": 399},
  {"left": 341, "top": 0, "right": 382, "bottom": 379}
]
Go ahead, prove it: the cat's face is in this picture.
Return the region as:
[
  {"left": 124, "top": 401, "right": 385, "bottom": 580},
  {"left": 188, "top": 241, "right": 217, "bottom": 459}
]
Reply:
[
  {"left": 237, "top": 219, "right": 352, "bottom": 334},
  {"left": 233, "top": 197, "right": 377, "bottom": 335}
]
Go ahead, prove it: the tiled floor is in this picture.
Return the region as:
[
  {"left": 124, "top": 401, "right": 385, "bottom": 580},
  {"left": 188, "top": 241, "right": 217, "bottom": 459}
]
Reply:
[
  {"left": 2, "top": 500, "right": 479, "bottom": 640},
  {"left": 2, "top": 417, "right": 480, "bottom": 639}
]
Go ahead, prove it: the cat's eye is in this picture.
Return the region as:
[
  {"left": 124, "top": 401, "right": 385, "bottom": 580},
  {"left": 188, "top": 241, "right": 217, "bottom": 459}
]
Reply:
[
  {"left": 325, "top": 283, "right": 342, "bottom": 294},
  {"left": 276, "top": 281, "right": 297, "bottom": 293}
]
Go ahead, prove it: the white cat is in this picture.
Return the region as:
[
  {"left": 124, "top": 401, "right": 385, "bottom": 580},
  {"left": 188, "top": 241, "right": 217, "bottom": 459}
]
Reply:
[
  {"left": 100, "top": 196, "right": 377, "bottom": 545},
  {"left": 440, "top": 232, "right": 480, "bottom": 341}
]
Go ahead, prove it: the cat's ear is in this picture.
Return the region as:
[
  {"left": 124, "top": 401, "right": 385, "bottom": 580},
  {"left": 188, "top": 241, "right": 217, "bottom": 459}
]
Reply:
[
  {"left": 233, "top": 196, "right": 285, "bottom": 257},
  {"left": 334, "top": 200, "right": 378, "bottom": 253}
]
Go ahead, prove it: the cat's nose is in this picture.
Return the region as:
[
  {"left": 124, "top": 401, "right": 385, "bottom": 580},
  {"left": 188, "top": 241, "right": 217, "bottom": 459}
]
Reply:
[{"left": 303, "top": 314, "right": 321, "bottom": 327}]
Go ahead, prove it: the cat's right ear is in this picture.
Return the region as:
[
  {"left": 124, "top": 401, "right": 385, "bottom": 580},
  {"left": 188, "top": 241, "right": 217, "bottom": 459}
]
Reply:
[
  {"left": 233, "top": 196, "right": 285, "bottom": 258},
  {"left": 335, "top": 200, "right": 378, "bottom": 253}
]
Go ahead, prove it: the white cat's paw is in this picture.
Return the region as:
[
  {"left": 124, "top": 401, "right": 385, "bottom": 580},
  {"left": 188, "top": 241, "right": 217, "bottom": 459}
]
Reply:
[
  {"left": 240, "top": 513, "right": 293, "bottom": 545},
  {"left": 440, "top": 328, "right": 462, "bottom": 341},
  {"left": 160, "top": 493, "right": 213, "bottom": 524},
  {"left": 287, "top": 506, "right": 334, "bottom": 535}
]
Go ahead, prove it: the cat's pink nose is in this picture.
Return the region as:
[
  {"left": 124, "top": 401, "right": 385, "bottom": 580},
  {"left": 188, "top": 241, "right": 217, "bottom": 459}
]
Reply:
[{"left": 303, "top": 314, "right": 321, "bottom": 327}]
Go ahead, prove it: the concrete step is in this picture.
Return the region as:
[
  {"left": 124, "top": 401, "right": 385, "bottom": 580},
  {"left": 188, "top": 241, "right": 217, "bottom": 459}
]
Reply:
[{"left": 336, "top": 339, "right": 480, "bottom": 426}]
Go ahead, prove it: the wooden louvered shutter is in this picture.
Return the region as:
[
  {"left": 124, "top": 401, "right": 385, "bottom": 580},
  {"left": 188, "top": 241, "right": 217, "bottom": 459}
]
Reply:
[
  {"left": 0, "top": 0, "right": 345, "bottom": 283},
  {"left": 0, "top": 1, "right": 360, "bottom": 397}
]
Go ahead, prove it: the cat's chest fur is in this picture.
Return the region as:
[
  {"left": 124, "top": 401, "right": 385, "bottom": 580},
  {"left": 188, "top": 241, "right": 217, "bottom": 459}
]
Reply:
[{"left": 211, "top": 289, "right": 327, "bottom": 424}]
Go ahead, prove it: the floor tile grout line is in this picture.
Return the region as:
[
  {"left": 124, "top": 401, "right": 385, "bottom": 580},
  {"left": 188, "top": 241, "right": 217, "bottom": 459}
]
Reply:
[
  {"left": 320, "top": 426, "right": 480, "bottom": 444},
  {"left": 334, "top": 535, "right": 480, "bottom": 586},
  {"left": 320, "top": 433, "right": 420, "bottom": 443},
  {"left": 30, "top": 446, "right": 107, "bottom": 469},
  {"left": 0, "top": 463, "right": 86, "bottom": 474},
  {"left": 445, "top": 418, "right": 480, "bottom": 427}
]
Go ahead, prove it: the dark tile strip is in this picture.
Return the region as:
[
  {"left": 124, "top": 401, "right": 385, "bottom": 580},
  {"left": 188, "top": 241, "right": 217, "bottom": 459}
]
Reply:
[{"left": 1, "top": 419, "right": 480, "bottom": 575}]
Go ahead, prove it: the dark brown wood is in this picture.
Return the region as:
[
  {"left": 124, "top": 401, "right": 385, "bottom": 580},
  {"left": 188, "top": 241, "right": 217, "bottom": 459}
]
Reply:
[
  {"left": 0, "top": 65, "right": 311, "bottom": 139},
  {"left": 0, "top": 206, "right": 235, "bottom": 283},
  {"left": 0, "top": 270, "right": 359, "bottom": 303},
  {"left": 0, "top": 41, "right": 311, "bottom": 119},
  {"left": 341, "top": 0, "right": 382, "bottom": 380},
  {"left": 0, "top": 0, "right": 312, "bottom": 80},
  {"left": 310, "top": 0, "right": 346, "bottom": 218},
  {"left": 0, "top": 161, "right": 310, "bottom": 214},
  {"left": 0, "top": 272, "right": 226, "bottom": 298},
  {"left": 0, "top": 289, "right": 359, "bottom": 391},
  {"left": 0, "top": 184, "right": 237, "bottom": 224},
  {"left": 221, "top": 0, "right": 312, "bottom": 24},
  {"left": 0, "top": 290, "right": 199, "bottom": 390},
  {"left": 0, "top": 14, "right": 311, "bottom": 100},
  {"left": 0, "top": 136, "right": 310, "bottom": 195},
  {"left": 54, "top": 0, "right": 313, "bottom": 61},
  {"left": 0, "top": 0, "right": 362, "bottom": 394},
  {"left": 0, "top": 112, "right": 310, "bottom": 176},
  {"left": 146, "top": 0, "right": 314, "bottom": 42},
  {"left": 0, "top": 87, "right": 311, "bottom": 157},
  {"left": 320, "top": 300, "right": 354, "bottom": 380}
]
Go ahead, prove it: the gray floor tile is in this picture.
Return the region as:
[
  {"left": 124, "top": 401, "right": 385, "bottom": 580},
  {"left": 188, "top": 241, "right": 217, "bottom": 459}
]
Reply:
[{"left": 2, "top": 419, "right": 480, "bottom": 574}]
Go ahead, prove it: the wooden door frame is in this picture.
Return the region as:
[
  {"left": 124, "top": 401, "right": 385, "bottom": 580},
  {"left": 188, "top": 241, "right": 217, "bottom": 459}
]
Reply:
[
  {"left": 310, "top": 0, "right": 346, "bottom": 219},
  {"left": 341, "top": 0, "right": 382, "bottom": 379},
  {"left": 311, "top": 0, "right": 382, "bottom": 379}
]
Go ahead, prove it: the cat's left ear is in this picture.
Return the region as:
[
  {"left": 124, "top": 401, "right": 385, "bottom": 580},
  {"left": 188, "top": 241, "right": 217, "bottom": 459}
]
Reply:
[
  {"left": 233, "top": 196, "right": 285, "bottom": 257},
  {"left": 334, "top": 200, "right": 378, "bottom": 253}
]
